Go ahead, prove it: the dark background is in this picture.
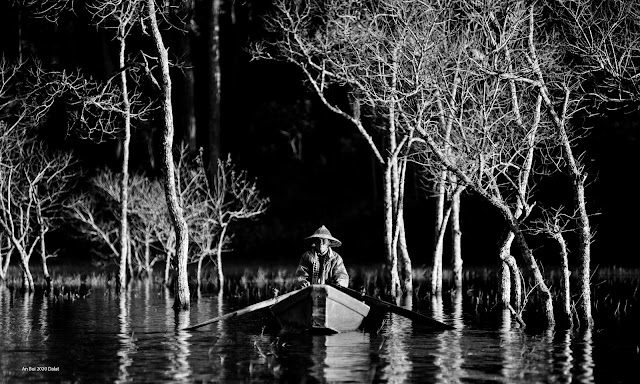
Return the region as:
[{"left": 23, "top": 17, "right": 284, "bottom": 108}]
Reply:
[{"left": 0, "top": 1, "right": 637, "bottom": 269}]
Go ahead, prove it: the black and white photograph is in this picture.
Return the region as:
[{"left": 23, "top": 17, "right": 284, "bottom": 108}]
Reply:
[{"left": 0, "top": 0, "right": 638, "bottom": 382}]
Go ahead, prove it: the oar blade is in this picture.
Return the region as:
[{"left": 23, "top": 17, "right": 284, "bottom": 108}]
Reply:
[{"left": 331, "top": 284, "right": 454, "bottom": 331}]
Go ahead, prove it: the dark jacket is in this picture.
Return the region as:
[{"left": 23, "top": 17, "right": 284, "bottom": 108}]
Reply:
[{"left": 295, "top": 248, "right": 349, "bottom": 287}]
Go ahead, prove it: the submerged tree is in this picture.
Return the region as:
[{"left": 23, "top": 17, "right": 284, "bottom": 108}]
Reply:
[
  {"left": 0, "top": 58, "right": 82, "bottom": 291},
  {"left": 256, "top": 0, "right": 602, "bottom": 328},
  {"left": 144, "top": 0, "right": 190, "bottom": 309},
  {"left": 543, "top": 0, "right": 640, "bottom": 328},
  {"left": 68, "top": 169, "right": 168, "bottom": 279},
  {"left": 411, "top": 0, "right": 602, "bottom": 328},
  {"left": 207, "top": 153, "right": 269, "bottom": 289}
]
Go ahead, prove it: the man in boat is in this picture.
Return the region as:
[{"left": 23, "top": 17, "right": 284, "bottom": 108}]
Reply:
[{"left": 295, "top": 225, "right": 349, "bottom": 288}]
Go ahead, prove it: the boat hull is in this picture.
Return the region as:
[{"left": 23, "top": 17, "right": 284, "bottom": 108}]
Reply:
[{"left": 270, "top": 285, "right": 370, "bottom": 333}]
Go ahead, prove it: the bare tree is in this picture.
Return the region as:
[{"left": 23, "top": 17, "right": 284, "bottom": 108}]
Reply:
[
  {"left": 29, "top": 142, "right": 78, "bottom": 286},
  {"left": 205, "top": 153, "right": 269, "bottom": 290},
  {"left": 0, "top": 130, "right": 78, "bottom": 290},
  {"left": 255, "top": 0, "right": 432, "bottom": 296},
  {"left": 67, "top": 170, "right": 124, "bottom": 266},
  {"left": 87, "top": 0, "right": 144, "bottom": 292},
  {"left": 460, "top": 2, "right": 596, "bottom": 328},
  {"left": 68, "top": 193, "right": 120, "bottom": 260},
  {"left": 411, "top": 1, "right": 601, "bottom": 328},
  {"left": 522, "top": 5, "right": 593, "bottom": 328},
  {"left": 127, "top": 173, "right": 168, "bottom": 278},
  {"left": 542, "top": 0, "right": 640, "bottom": 329},
  {"left": 450, "top": 176, "right": 464, "bottom": 289},
  {"left": 144, "top": 0, "right": 190, "bottom": 309},
  {"left": 68, "top": 169, "right": 166, "bottom": 278},
  {"left": 531, "top": 206, "right": 574, "bottom": 328},
  {"left": 0, "top": 126, "right": 38, "bottom": 290},
  {"left": 67, "top": 143, "right": 265, "bottom": 292},
  {"left": 0, "top": 57, "right": 81, "bottom": 290}
]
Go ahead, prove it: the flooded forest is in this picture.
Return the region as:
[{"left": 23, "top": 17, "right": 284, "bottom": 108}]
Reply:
[{"left": 0, "top": 1, "right": 639, "bottom": 383}]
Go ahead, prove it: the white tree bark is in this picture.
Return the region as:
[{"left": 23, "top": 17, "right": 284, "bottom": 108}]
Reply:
[
  {"left": 146, "top": 0, "right": 190, "bottom": 310},
  {"left": 117, "top": 28, "right": 131, "bottom": 293},
  {"left": 526, "top": 6, "right": 592, "bottom": 327},
  {"left": 450, "top": 183, "right": 463, "bottom": 290}
]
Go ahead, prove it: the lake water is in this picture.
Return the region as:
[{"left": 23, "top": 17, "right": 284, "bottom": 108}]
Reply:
[{"left": 0, "top": 279, "right": 638, "bottom": 383}]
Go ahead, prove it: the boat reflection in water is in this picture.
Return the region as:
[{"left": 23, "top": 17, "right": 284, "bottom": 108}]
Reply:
[{"left": 312, "top": 331, "right": 373, "bottom": 382}]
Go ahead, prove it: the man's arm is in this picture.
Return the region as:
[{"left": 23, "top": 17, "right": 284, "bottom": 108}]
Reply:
[
  {"left": 294, "top": 253, "right": 312, "bottom": 287},
  {"left": 331, "top": 254, "right": 349, "bottom": 287}
]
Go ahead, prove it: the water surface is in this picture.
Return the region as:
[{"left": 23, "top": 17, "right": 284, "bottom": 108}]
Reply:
[{"left": 0, "top": 281, "right": 637, "bottom": 383}]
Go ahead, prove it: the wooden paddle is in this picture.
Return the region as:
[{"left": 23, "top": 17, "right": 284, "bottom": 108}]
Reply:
[
  {"left": 182, "top": 288, "right": 302, "bottom": 331},
  {"left": 331, "top": 284, "right": 455, "bottom": 331}
]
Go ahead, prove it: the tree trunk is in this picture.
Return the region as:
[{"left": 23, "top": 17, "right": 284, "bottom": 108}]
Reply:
[
  {"left": 385, "top": 45, "right": 403, "bottom": 297},
  {"left": 216, "top": 224, "right": 229, "bottom": 292},
  {"left": 383, "top": 159, "right": 400, "bottom": 295},
  {"left": 450, "top": 183, "right": 463, "bottom": 289},
  {"left": 527, "top": 6, "right": 592, "bottom": 328},
  {"left": 127, "top": 240, "right": 134, "bottom": 280},
  {"left": 117, "top": 32, "right": 131, "bottom": 294},
  {"left": 431, "top": 203, "right": 452, "bottom": 295},
  {"left": 146, "top": 0, "right": 190, "bottom": 310},
  {"left": 197, "top": 252, "right": 205, "bottom": 294},
  {"left": 511, "top": 223, "right": 555, "bottom": 327},
  {"left": 395, "top": 158, "right": 412, "bottom": 294},
  {"left": 0, "top": 240, "right": 11, "bottom": 282},
  {"left": 432, "top": 170, "right": 447, "bottom": 291},
  {"left": 38, "top": 225, "right": 50, "bottom": 288},
  {"left": 34, "top": 197, "right": 51, "bottom": 288},
  {"left": 143, "top": 233, "right": 151, "bottom": 278},
  {"left": 397, "top": 214, "right": 412, "bottom": 294},
  {"left": 500, "top": 260, "right": 511, "bottom": 310},
  {"left": 499, "top": 231, "right": 523, "bottom": 312},
  {"left": 575, "top": 181, "right": 593, "bottom": 328},
  {"left": 551, "top": 230, "right": 573, "bottom": 328},
  {"left": 208, "top": 0, "right": 222, "bottom": 181},
  {"left": 20, "top": 253, "right": 34, "bottom": 292},
  {"left": 431, "top": 73, "right": 460, "bottom": 295},
  {"left": 164, "top": 251, "right": 172, "bottom": 287}
]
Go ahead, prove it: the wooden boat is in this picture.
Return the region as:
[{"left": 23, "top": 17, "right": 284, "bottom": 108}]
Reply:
[
  {"left": 269, "top": 284, "right": 370, "bottom": 334},
  {"left": 183, "top": 284, "right": 453, "bottom": 333}
]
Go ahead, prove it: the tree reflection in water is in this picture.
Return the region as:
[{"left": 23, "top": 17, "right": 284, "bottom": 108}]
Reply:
[
  {"left": 163, "top": 288, "right": 192, "bottom": 382},
  {"left": 377, "top": 295, "right": 412, "bottom": 383},
  {"left": 0, "top": 280, "right": 621, "bottom": 383},
  {"left": 116, "top": 289, "right": 132, "bottom": 383},
  {"left": 575, "top": 328, "right": 594, "bottom": 384},
  {"left": 434, "top": 291, "right": 464, "bottom": 382}
]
